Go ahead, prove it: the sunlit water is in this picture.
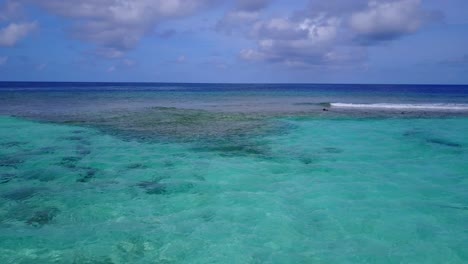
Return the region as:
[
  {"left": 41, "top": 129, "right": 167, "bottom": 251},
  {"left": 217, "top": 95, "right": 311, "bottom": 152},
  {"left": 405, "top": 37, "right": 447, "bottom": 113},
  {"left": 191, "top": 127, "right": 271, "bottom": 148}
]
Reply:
[{"left": 1, "top": 83, "right": 468, "bottom": 263}]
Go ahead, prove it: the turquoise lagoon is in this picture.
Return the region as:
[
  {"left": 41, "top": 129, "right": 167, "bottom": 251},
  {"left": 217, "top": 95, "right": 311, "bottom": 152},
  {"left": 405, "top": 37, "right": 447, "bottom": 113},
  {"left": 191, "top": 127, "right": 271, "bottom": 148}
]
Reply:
[{"left": 0, "top": 83, "right": 468, "bottom": 263}]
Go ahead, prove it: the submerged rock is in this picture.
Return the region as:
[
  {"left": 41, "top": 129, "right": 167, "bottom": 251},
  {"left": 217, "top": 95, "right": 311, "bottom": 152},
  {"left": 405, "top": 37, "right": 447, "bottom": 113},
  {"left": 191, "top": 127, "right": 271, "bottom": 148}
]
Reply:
[
  {"left": 436, "top": 204, "right": 468, "bottom": 211},
  {"left": 28, "top": 170, "right": 57, "bottom": 182},
  {"left": 0, "top": 141, "right": 26, "bottom": 148},
  {"left": 0, "top": 155, "right": 24, "bottom": 168},
  {"left": 193, "top": 141, "right": 271, "bottom": 157},
  {"left": 76, "top": 167, "right": 98, "bottom": 182},
  {"left": 63, "top": 135, "right": 91, "bottom": 146},
  {"left": 36, "top": 147, "right": 57, "bottom": 154},
  {"left": 76, "top": 149, "right": 92, "bottom": 156},
  {"left": 137, "top": 181, "right": 167, "bottom": 195},
  {"left": 322, "top": 147, "right": 343, "bottom": 154},
  {"left": 64, "top": 136, "right": 84, "bottom": 141},
  {"left": 136, "top": 178, "right": 195, "bottom": 195},
  {"left": 299, "top": 156, "right": 314, "bottom": 165},
  {"left": 193, "top": 174, "right": 206, "bottom": 181},
  {"left": 0, "top": 173, "right": 16, "bottom": 184},
  {"left": 76, "top": 146, "right": 92, "bottom": 156},
  {"left": 127, "top": 163, "right": 148, "bottom": 169},
  {"left": 58, "top": 156, "right": 82, "bottom": 169},
  {"left": 403, "top": 130, "right": 463, "bottom": 148},
  {"left": 427, "top": 138, "right": 462, "bottom": 148},
  {"left": 26, "top": 207, "right": 60, "bottom": 227},
  {"left": 2, "top": 187, "right": 40, "bottom": 201},
  {"left": 64, "top": 107, "right": 285, "bottom": 143},
  {"left": 403, "top": 130, "right": 424, "bottom": 137},
  {"left": 72, "top": 255, "right": 115, "bottom": 264}
]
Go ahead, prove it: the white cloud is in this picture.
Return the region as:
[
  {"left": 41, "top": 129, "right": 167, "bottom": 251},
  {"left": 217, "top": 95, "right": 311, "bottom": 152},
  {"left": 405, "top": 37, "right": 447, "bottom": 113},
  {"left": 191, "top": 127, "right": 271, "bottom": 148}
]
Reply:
[{"left": 0, "top": 21, "right": 37, "bottom": 47}]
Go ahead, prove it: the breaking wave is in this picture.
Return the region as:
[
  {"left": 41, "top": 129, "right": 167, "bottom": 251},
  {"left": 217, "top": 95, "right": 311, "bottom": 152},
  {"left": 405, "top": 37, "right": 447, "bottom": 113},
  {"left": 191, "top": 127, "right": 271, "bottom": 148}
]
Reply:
[{"left": 330, "top": 103, "right": 468, "bottom": 111}]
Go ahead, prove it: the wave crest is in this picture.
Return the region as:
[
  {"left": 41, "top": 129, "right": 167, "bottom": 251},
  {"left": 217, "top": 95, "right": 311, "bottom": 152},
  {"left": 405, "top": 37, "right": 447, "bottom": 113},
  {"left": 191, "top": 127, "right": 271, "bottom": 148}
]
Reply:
[{"left": 330, "top": 103, "right": 468, "bottom": 111}]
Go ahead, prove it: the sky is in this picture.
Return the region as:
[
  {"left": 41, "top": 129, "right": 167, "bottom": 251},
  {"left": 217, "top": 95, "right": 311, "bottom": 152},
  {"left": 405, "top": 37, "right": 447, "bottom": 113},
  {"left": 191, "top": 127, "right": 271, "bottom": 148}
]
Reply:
[{"left": 0, "top": 0, "right": 467, "bottom": 84}]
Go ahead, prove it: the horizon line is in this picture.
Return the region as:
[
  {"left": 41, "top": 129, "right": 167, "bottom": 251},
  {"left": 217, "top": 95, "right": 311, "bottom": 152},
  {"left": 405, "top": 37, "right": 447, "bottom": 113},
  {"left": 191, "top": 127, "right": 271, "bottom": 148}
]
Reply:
[{"left": 0, "top": 81, "right": 467, "bottom": 86}]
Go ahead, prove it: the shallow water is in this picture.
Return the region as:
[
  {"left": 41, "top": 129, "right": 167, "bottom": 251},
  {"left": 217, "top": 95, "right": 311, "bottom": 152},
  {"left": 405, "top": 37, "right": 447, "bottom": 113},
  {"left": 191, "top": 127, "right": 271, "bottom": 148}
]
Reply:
[{"left": 1, "top": 83, "right": 468, "bottom": 263}]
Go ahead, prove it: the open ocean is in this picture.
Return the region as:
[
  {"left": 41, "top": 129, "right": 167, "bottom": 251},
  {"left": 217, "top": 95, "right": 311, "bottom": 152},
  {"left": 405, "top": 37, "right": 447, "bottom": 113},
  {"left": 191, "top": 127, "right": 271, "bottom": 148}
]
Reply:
[{"left": 1, "top": 82, "right": 468, "bottom": 263}]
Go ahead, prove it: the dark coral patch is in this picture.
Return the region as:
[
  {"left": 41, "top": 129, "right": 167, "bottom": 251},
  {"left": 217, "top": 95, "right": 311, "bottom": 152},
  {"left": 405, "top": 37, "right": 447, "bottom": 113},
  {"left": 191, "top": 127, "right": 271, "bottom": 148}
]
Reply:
[
  {"left": 127, "top": 163, "right": 148, "bottom": 169},
  {"left": 322, "top": 147, "right": 343, "bottom": 154},
  {"left": 403, "top": 130, "right": 423, "bottom": 137},
  {"left": 0, "top": 155, "right": 24, "bottom": 168},
  {"left": 76, "top": 146, "right": 92, "bottom": 156},
  {"left": 28, "top": 170, "right": 57, "bottom": 182},
  {"left": 0, "top": 141, "right": 26, "bottom": 148},
  {"left": 0, "top": 173, "right": 16, "bottom": 184},
  {"left": 37, "top": 147, "right": 57, "bottom": 154},
  {"left": 58, "top": 156, "right": 82, "bottom": 169},
  {"left": 77, "top": 149, "right": 92, "bottom": 156},
  {"left": 76, "top": 167, "right": 98, "bottom": 183},
  {"left": 64, "top": 136, "right": 84, "bottom": 141},
  {"left": 299, "top": 156, "right": 314, "bottom": 165},
  {"left": 2, "top": 187, "right": 40, "bottom": 201},
  {"left": 26, "top": 207, "right": 60, "bottom": 227},
  {"left": 136, "top": 181, "right": 167, "bottom": 195},
  {"left": 427, "top": 138, "right": 462, "bottom": 148}
]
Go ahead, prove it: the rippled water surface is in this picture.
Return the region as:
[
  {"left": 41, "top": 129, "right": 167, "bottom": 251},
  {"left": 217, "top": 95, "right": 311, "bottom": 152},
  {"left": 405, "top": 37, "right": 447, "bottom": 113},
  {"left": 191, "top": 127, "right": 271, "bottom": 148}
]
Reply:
[{"left": 1, "top": 83, "right": 468, "bottom": 263}]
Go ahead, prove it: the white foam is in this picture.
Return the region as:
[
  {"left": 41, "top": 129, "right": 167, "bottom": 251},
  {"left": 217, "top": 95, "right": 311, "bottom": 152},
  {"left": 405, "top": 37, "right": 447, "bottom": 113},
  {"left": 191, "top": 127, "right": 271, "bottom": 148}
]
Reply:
[{"left": 330, "top": 103, "right": 468, "bottom": 111}]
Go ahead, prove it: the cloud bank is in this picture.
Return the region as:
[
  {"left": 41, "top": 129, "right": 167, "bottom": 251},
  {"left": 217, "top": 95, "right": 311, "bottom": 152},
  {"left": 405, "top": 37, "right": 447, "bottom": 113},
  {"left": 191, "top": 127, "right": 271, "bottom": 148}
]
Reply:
[
  {"left": 237, "top": 0, "right": 432, "bottom": 67},
  {"left": 32, "top": 0, "right": 217, "bottom": 57},
  {"left": 0, "top": 0, "right": 440, "bottom": 68}
]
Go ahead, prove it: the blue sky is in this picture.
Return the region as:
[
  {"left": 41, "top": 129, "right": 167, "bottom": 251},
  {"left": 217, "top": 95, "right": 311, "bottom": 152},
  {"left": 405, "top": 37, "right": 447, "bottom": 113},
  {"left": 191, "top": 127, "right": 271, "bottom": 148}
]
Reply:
[{"left": 0, "top": 0, "right": 467, "bottom": 84}]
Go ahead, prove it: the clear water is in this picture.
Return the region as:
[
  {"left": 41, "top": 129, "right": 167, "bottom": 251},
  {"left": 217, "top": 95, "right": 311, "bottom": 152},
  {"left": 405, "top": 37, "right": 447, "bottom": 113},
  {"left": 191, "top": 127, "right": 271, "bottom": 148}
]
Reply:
[{"left": 1, "top": 83, "right": 468, "bottom": 263}]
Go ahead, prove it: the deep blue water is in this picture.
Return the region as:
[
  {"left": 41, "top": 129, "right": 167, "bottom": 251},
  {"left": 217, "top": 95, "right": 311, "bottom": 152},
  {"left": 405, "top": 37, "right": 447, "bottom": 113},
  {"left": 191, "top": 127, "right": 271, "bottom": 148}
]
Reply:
[{"left": 1, "top": 82, "right": 468, "bottom": 94}]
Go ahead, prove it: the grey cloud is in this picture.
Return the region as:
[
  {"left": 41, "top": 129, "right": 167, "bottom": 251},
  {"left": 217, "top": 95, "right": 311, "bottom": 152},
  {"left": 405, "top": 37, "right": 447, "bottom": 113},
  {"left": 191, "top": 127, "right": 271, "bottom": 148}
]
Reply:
[
  {"left": 250, "top": 18, "right": 310, "bottom": 40},
  {"left": 306, "top": 0, "right": 368, "bottom": 15},
  {"left": 94, "top": 47, "right": 126, "bottom": 59},
  {"left": 239, "top": 0, "right": 434, "bottom": 67},
  {"left": 156, "top": 29, "right": 177, "bottom": 38},
  {"left": 0, "top": 21, "right": 37, "bottom": 47},
  {"left": 350, "top": 0, "right": 425, "bottom": 43},
  {"left": 216, "top": 0, "right": 271, "bottom": 34},
  {"left": 0, "top": 0, "right": 23, "bottom": 21},
  {"left": 216, "top": 10, "right": 260, "bottom": 34},
  {"left": 31, "top": 0, "right": 218, "bottom": 57},
  {"left": 0, "top": 0, "right": 36, "bottom": 47},
  {"left": 235, "top": 0, "right": 271, "bottom": 11},
  {"left": 241, "top": 15, "right": 353, "bottom": 66}
]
